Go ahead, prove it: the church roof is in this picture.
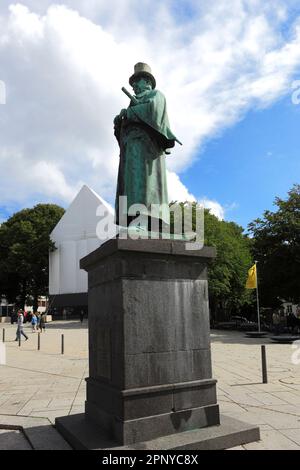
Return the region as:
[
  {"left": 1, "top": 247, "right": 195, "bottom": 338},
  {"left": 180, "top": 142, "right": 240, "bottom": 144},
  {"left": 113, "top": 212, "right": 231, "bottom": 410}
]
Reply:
[{"left": 51, "top": 185, "right": 115, "bottom": 242}]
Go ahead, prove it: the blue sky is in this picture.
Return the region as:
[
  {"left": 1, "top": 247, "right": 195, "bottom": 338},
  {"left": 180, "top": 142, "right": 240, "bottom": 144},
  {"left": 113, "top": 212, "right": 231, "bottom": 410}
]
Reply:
[
  {"left": 181, "top": 93, "right": 300, "bottom": 229},
  {"left": 0, "top": 1, "right": 300, "bottom": 229},
  {"left": 1, "top": 92, "right": 299, "bottom": 229}
]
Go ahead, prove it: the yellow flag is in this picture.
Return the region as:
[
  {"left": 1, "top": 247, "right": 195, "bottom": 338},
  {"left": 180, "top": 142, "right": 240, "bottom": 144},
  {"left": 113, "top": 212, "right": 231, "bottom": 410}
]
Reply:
[{"left": 246, "top": 264, "right": 257, "bottom": 289}]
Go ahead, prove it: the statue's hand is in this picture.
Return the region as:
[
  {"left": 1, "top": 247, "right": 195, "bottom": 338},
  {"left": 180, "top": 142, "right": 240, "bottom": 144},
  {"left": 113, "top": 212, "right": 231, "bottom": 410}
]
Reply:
[{"left": 119, "top": 108, "right": 127, "bottom": 120}]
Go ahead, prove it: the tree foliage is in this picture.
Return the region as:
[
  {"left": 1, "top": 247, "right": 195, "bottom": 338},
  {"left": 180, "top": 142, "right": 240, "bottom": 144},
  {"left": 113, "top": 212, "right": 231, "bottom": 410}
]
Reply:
[
  {"left": 170, "top": 202, "right": 254, "bottom": 320},
  {"left": 204, "top": 209, "right": 253, "bottom": 319},
  {"left": 248, "top": 184, "right": 300, "bottom": 307},
  {"left": 0, "top": 204, "right": 65, "bottom": 309}
]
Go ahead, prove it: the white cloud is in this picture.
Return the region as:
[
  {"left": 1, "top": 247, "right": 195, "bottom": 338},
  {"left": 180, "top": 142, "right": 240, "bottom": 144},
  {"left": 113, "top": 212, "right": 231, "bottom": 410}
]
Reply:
[
  {"left": 199, "top": 198, "right": 225, "bottom": 220},
  {"left": 0, "top": 1, "right": 300, "bottom": 214},
  {"left": 167, "top": 172, "right": 226, "bottom": 220},
  {"left": 167, "top": 171, "right": 196, "bottom": 203},
  {"left": 0, "top": 148, "right": 77, "bottom": 204}
]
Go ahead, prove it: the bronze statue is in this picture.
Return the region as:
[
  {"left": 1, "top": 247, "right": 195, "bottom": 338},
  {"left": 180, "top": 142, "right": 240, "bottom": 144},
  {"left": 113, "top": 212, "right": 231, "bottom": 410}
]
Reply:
[{"left": 114, "top": 62, "right": 181, "bottom": 229}]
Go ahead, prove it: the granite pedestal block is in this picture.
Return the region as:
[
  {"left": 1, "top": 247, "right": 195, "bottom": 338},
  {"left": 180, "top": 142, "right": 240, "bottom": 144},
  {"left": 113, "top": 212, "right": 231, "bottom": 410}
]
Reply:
[{"left": 56, "top": 238, "right": 260, "bottom": 449}]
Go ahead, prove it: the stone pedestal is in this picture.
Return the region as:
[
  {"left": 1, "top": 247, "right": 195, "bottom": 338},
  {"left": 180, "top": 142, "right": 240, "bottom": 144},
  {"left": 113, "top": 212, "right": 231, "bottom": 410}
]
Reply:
[{"left": 56, "top": 238, "right": 260, "bottom": 449}]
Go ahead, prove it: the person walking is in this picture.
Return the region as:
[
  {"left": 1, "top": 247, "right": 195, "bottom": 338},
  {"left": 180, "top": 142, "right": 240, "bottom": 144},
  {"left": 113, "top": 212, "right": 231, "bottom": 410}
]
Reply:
[
  {"left": 31, "top": 313, "right": 38, "bottom": 332},
  {"left": 36, "top": 312, "right": 41, "bottom": 331},
  {"left": 79, "top": 310, "right": 84, "bottom": 324},
  {"left": 40, "top": 312, "right": 46, "bottom": 333},
  {"left": 15, "top": 310, "right": 28, "bottom": 342}
]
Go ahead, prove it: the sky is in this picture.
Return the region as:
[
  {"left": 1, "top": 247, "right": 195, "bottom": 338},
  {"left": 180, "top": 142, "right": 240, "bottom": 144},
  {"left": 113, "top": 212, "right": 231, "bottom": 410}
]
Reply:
[{"left": 0, "top": 0, "right": 300, "bottom": 229}]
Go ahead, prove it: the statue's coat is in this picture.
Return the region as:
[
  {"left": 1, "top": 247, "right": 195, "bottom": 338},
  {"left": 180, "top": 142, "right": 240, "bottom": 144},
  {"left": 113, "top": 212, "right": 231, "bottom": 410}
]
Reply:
[{"left": 115, "top": 89, "right": 178, "bottom": 225}]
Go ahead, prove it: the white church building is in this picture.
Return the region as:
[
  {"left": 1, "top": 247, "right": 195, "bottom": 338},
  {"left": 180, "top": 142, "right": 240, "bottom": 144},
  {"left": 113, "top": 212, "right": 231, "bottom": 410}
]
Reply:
[{"left": 49, "top": 185, "right": 116, "bottom": 317}]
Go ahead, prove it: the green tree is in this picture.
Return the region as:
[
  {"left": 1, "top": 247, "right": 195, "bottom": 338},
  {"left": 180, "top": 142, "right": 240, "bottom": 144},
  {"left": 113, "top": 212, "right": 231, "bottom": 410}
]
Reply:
[
  {"left": 248, "top": 184, "right": 300, "bottom": 307},
  {"left": 170, "top": 202, "right": 254, "bottom": 321},
  {"left": 204, "top": 210, "right": 253, "bottom": 321},
  {"left": 0, "top": 204, "right": 65, "bottom": 310}
]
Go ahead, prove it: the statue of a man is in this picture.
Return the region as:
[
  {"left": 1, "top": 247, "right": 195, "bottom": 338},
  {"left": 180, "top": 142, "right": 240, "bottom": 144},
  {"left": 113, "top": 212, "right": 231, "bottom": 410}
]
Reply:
[{"left": 114, "top": 62, "right": 180, "bottom": 229}]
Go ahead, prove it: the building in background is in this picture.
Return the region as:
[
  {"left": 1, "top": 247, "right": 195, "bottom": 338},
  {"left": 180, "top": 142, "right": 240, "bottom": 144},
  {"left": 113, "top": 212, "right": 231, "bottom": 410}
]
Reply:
[
  {"left": 0, "top": 298, "right": 13, "bottom": 318},
  {"left": 282, "top": 301, "right": 300, "bottom": 316},
  {"left": 25, "top": 296, "right": 48, "bottom": 313},
  {"left": 49, "top": 185, "right": 115, "bottom": 318}
]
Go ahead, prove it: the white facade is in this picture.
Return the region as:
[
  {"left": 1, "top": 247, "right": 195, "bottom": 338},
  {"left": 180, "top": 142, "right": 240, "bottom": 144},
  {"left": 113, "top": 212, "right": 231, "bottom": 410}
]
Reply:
[
  {"left": 25, "top": 296, "right": 48, "bottom": 313},
  {"left": 0, "top": 298, "right": 11, "bottom": 317},
  {"left": 282, "top": 301, "right": 300, "bottom": 316},
  {"left": 49, "top": 185, "right": 116, "bottom": 296}
]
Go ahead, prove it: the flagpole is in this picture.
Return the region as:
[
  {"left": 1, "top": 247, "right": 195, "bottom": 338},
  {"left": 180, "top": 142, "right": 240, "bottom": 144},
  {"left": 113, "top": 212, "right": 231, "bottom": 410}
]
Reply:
[{"left": 255, "top": 260, "right": 261, "bottom": 333}]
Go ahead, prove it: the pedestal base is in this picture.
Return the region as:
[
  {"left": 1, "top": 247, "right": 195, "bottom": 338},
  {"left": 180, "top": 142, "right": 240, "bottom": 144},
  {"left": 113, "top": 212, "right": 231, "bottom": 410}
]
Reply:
[
  {"left": 55, "top": 238, "right": 260, "bottom": 449},
  {"left": 85, "top": 377, "right": 220, "bottom": 445},
  {"left": 56, "top": 413, "right": 260, "bottom": 450}
]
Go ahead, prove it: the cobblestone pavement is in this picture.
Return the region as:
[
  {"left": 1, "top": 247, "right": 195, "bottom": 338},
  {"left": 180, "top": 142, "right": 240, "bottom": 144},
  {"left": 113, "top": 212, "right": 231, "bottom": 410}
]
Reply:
[
  {"left": 0, "top": 322, "right": 300, "bottom": 449},
  {"left": 0, "top": 321, "right": 88, "bottom": 428},
  {"left": 211, "top": 330, "right": 300, "bottom": 449}
]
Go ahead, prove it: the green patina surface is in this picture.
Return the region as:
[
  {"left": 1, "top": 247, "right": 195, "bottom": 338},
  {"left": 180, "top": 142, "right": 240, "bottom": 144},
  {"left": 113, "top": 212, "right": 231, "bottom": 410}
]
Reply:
[{"left": 114, "top": 64, "right": 180, "bottom": 226}]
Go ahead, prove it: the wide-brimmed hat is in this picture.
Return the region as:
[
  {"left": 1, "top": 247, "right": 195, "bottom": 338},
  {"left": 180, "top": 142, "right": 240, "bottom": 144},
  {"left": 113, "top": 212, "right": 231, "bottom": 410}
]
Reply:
[{"left": 129, "top": 62, "right": 156, "bottom": 89}]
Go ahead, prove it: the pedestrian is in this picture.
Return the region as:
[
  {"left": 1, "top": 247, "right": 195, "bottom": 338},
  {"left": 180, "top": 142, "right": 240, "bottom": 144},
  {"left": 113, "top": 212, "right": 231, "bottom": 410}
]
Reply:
[
  {"left": 40, "top": 312, "right": 46, "bottom": 333},
  {"left": 27, "top": 311, "right": 32, "bottom": 323},
  {"left": 15, "top": 310, "right": 28, "bottom": 342},
  {"left": 36, "top": 312, "right": 41, "bottom": 331},
  {"left": 31, "top": 313, "right": 38, "bottom": 332},
  {"left": 272, "top": 310, "right": 281, "bottom": 335},
  {"left": 11, "top": 309, "right": 15, "bottom": 324},
  {"left": 11, "top": 309, "right": 17, "bottom": 324},
  {"left": 79, "top": 310, "right": 84, "bottom": 324}
]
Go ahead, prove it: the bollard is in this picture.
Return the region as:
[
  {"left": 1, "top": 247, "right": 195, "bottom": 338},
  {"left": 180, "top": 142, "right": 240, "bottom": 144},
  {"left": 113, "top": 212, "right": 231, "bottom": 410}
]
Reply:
[
  {"left": 2, "top": 328, "right": 5, "bottom": 343},
  {"left": 61, "top": 334, "right": 64, "bottom": 355},
  {"left": 38, "top": 332, "right": 40, "bottom": 351},
  {"left": 18, "top": 334, "right": 21, "bottom": 347},
  {"left": 261, "top": 345, "right": 268, "bottom": 384}
]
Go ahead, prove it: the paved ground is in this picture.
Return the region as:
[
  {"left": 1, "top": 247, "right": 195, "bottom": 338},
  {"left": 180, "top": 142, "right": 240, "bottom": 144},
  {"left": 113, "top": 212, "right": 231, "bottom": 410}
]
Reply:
[
  {"left": 0, "top": 321, "right": 88, "bottom": 424},
  {"left": 212, "top": 330, "right": 300, "bottom": 449},
  {"left": 0, "top": 322, "right": 300, "bottom": 449}
]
